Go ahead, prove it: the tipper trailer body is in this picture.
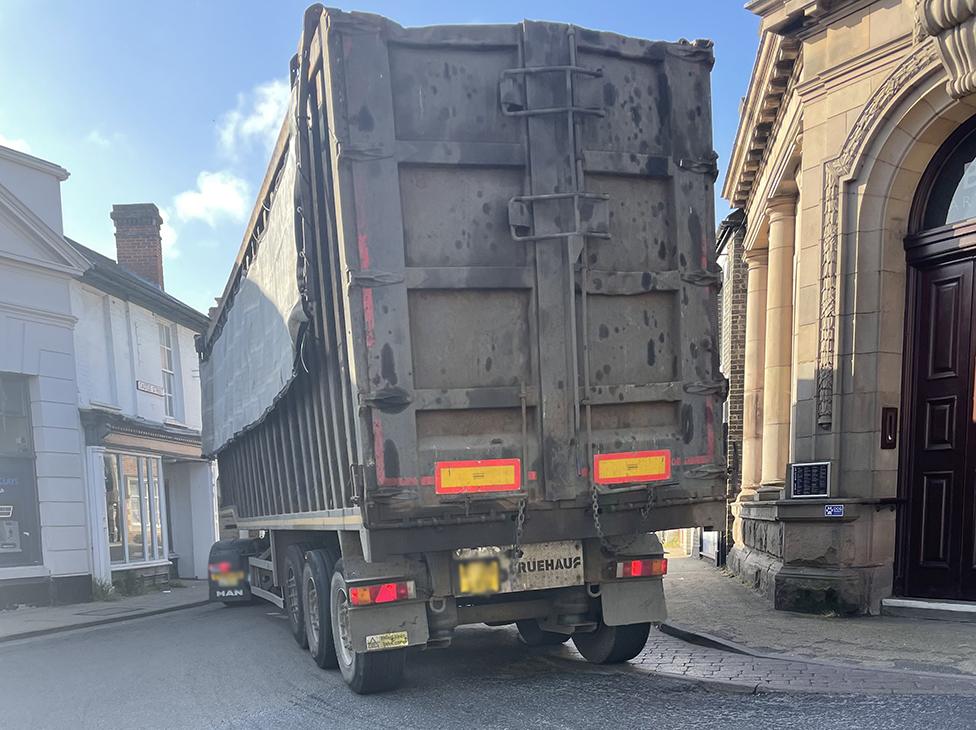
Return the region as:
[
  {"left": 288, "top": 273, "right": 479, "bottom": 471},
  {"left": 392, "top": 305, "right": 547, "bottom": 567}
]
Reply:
[{"left": 201, "top": 5, "right": 725, "bottom": 693}]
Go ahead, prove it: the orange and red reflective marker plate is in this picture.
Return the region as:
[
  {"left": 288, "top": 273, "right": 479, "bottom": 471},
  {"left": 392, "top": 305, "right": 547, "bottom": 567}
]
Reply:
[
  {"left": 434, "top": 458, "right": 521, "bottom": 494},
  {"left": 593, "top": 449, "right": 672, "bottom": 485}
]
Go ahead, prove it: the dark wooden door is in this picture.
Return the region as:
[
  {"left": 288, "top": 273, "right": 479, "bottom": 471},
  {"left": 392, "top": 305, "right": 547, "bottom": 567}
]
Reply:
[{"left": 904, "top": 258, "right": 976, "bottom": 600}]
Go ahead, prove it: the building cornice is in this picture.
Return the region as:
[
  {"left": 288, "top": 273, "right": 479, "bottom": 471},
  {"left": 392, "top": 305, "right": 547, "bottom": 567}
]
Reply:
[
  {"left": 746, "top": 0, "right": 863, "bottom": 35},
  {"left": 723, "top": 32, "right": 801, "bottom": 209},
  {"left": 80, "top": 408, "right": 203, "bottom": 460},
  {"left": 0, "top": 145, "right": 69, "bottom": 181}
]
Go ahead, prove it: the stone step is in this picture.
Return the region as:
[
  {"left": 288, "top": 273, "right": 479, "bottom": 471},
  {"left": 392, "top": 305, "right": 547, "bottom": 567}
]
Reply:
[{"left": 881, "top": 597, "right": 976, "bottom": 623}]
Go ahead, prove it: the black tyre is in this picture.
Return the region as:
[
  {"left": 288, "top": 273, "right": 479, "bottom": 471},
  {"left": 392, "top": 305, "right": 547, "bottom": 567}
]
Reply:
[
  {"left": 330, "top": 558, "right": 406, "bottom": 694},
  {"left": 572, "top": 621, "right": 650, "bottom": 664},
  {"left": 303, "top": 548, "right": 339, "bottom": 669},
  {"left": 284, "top": 544, "right": 308, "bottom": 648},
  {"left": 516, "top": 619, "right": 571, "bottom": 646}
]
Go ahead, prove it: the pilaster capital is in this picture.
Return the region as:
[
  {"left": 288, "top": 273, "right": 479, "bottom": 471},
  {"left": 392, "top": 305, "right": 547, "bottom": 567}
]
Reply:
[
  {"left": 766, "top": 195, "right": 798, "bottom": 223},
  {"left": 743, "top": 247, "right": 768, "bottom": 269}
]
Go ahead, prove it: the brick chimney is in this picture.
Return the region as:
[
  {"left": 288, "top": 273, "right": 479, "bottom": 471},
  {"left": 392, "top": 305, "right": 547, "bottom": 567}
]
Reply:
[{"left": 111, "top": 203, "right": 164, "bottom": 289}]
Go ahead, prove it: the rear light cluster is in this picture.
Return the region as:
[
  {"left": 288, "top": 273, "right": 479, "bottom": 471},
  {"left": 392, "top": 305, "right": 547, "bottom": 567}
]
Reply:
[
  {"left": 349, "top": 580, "right": 416, "bottom": 606},
  {"left": 615, "top": 558, "right": 668, "bottom": 579},
  {"left": 209, "top": 561, "right": 232, "bottom": 574}
]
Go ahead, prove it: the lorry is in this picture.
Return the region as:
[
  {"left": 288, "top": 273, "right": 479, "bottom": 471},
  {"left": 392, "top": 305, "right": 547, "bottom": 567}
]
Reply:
[{"left": 201, "top": 4, "right": 725, "bottom": 694}]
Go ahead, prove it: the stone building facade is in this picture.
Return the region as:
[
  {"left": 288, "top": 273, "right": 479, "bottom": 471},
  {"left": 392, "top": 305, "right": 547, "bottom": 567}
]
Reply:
[{"left": 724, "top": 0, "right": 976, "bottom": 612}]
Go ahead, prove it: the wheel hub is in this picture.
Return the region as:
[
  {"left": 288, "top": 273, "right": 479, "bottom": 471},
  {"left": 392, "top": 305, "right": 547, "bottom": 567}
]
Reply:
[
  {"left": 286, "top": 567, "right": 299, "bottom": 624},
  {"left": 336, "top": 588, "right": 354, "bottom": 665},
  {"left": 306, "top": 578, "right": 320, "bottom": 645}
]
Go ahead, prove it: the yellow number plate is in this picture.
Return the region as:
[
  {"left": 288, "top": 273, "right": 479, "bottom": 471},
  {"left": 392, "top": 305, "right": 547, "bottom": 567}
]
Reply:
[
  {"left": 365, "top": 631, "right": 409, "bottom": 651},
  {"left": 458, "top": 559, "right": 500, "bottom": 595},
  {"left": 215, "top": 571, "right": 245, "bottom": 587}
]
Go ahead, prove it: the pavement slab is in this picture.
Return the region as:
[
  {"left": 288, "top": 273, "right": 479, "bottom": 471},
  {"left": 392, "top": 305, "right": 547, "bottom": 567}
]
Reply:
[
  {"left": 663, "top": 556, "right": 976, "bottom": 676},
  {"left": 0, "top": 579, "right": 209, "bottom": 642}
]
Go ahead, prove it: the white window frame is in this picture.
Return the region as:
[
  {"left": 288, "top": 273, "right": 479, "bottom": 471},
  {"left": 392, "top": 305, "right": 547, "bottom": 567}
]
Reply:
[
  {"left": 103, "top": 451, "right": 169, "bottom": 568},
  {"left": 158, "top": 322, "right": 178, "bottom": 419}
]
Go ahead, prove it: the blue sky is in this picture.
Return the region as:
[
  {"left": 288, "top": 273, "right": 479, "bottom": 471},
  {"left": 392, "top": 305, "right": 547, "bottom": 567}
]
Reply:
[{"left": 0, "top": 1, "right": 759, "bottom": 312}]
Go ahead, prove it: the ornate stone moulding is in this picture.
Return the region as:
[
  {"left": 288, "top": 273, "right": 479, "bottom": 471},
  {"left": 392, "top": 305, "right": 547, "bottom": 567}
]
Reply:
[
  {"left": 815, "top": 41, "right": 940, "bottom": 428},
  {"left": 918, "top": 0, "right": 976, "bottom": 98}
]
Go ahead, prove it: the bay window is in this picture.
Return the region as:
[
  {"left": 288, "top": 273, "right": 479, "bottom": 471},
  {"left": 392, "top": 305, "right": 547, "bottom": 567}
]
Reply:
[{"left": 103, "top": 452, "right": 168, "bottom": 565}]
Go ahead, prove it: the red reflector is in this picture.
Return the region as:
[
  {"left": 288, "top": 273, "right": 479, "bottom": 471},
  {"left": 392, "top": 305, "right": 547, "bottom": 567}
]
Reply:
[
  {"left": 615, "top": 558, "right": 667, "bottom": 578},
  {"left": 349, "top": 586, "right": 372, "bottom": 606},
  {"left": 209, "top": 561, "right": 232, "bottom": 573},
  {"left": 348, "top": 580, "right": 416, "bottom": 606}
]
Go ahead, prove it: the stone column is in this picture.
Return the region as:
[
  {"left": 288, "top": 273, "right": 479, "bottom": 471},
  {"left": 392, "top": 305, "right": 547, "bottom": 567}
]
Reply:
[
  {"left": 759, "top": 197, "right": 796, "bottom": 497},
  {"left": 739, "top": 248, "right": 767, "bottom": 501}
]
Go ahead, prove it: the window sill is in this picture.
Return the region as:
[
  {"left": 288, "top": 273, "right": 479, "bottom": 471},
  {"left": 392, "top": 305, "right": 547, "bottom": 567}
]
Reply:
[
  {"left": 0, "top": 565, "right": 50, "bottom": 580},
  {"left": 110, "top": 559, "right": 171, "bottom": 572}
]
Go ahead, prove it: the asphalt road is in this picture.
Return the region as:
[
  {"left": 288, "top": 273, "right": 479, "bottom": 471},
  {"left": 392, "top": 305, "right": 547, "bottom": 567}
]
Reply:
[{"left": 1, "top": 603, "right": 974, "bottom": 729}]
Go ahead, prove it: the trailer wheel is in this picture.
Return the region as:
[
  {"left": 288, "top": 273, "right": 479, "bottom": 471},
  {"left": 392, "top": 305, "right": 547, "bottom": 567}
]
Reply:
[
  {"left": 572, "top": 621, "right": 650, "bottom": 664},
  {"left": 330, "top": 558, "right": 406, "bottom": 694},
  {"left": 284, "top": 544, "right": 309, "bottom": 649},
  {"left": 516, "top": 619, "right": 571, "bottom": 646},
  {"left": 303, "top": 548, "right": 339, "bottom": 669}
]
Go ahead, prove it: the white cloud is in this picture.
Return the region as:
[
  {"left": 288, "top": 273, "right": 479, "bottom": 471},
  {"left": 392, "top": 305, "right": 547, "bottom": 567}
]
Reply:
[
  {"left": 173, "top": 170, "right": 250, "bottom": 227},
  {"left": 217, "top": 78, "right": 290, "bottom": 158},
  {"left": 0, "top": 132, "right": 31, "bottom": 154},
  {"left": 159, "top": 207, "right": 179, "bottom": 260},
  {"left": 86, "top": 129, "right": 111, "bottom": 148}
]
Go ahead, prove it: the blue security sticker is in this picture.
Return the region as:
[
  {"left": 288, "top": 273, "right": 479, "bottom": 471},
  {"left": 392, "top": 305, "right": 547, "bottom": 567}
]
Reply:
[{"left": 824, "top": 504, "right": 845, "bottom": 518}]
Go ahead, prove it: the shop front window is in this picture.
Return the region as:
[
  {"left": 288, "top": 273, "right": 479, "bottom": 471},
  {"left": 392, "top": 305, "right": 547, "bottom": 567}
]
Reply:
[
  {"left": 103, "top": 455, "right": 124, "bottom": 562},
  {"left": 0, "top": 374, "right": 42, "bottom": 567},
  {"left": 103, "top": 452, "right": 168, "bottom": 564}
]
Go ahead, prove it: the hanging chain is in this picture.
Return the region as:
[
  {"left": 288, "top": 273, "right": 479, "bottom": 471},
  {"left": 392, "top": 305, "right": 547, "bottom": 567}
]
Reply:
[
  {"left": 590, "top": 482, "right": 609, "bottom": 549},
  {"left": 591, "top": 481, "right": 657, "bottom": 553},
  {"left": 510, "top": 497, "right": 527, "bottom": 588},
  {"left": 639, "top": 486, "right": 655, "bottom": 520}
]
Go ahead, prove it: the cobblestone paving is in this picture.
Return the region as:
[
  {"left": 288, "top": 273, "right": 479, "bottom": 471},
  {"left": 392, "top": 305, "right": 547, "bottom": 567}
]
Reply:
[{"left": 560, "top": 628, "right": 976, "bottom": 695}]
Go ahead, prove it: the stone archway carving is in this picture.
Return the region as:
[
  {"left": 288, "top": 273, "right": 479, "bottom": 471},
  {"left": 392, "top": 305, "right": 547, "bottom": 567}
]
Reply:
[{"left": 815, "top": 40, "right": 940, "bottom": 427}]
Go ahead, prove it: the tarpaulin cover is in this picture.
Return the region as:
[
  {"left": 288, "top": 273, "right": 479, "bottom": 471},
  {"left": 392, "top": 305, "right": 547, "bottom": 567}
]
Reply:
[{"left": 201, "top": 140, "right": 304, "bottom": 454}]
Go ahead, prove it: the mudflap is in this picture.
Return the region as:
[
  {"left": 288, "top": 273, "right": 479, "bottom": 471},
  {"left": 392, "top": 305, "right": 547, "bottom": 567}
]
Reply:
[
  {"left": 346, "top": 601, "right": 429, "bottom": 652},
  {"left": 583, "top": 533, "right": 668, "bottom": 626},
  {"left": 211, "top": 582, "right": 252, "bottom": 603},
  {"left": 599, "top": 579, "right": 667, "bottom": 626},
  {"left": 208, "top": 538, "right": 257, "bottom": 603}
]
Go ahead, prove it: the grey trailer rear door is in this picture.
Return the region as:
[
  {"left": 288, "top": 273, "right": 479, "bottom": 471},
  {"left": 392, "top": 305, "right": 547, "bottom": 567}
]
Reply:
[{"left": 318, "top": 11, "right": 724, "bottom": 528}]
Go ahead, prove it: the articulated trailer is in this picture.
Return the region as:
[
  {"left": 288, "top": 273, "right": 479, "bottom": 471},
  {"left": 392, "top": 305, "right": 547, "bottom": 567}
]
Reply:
[{"left": 201, "top": 5, "right": 725, "bottom": 693}]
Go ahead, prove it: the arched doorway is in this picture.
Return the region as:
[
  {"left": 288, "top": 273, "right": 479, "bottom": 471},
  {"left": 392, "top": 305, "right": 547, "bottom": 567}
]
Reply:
[{"left": 901, "top": 113, "right": 976, "bottom": 601}]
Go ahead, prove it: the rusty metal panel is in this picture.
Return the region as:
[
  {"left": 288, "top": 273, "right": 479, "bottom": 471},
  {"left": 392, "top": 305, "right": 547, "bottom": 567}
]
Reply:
[{"left": 204, "top": 8, "right": 724, "bottom": 538}]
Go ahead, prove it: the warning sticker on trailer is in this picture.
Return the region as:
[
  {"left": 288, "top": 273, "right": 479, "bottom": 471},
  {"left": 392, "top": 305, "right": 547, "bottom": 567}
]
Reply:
[
  {"left": 593, "top": 450, "right": 672, "bottom": 485},
  {"left": 435, "top": 459, "right": 521, "bottom": 494},
  {"left": 365, "top": 631, "right": 409, "bottom": 651}
]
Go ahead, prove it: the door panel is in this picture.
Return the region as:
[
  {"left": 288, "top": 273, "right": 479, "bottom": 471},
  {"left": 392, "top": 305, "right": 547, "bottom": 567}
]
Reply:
[{"left": 905, "top": 259, "right": 974, "bottom": 599}]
